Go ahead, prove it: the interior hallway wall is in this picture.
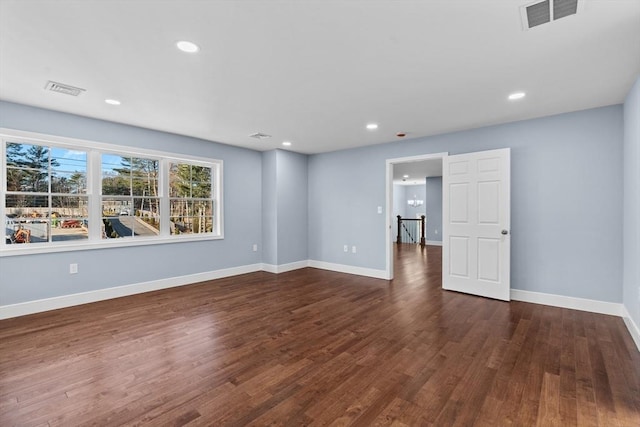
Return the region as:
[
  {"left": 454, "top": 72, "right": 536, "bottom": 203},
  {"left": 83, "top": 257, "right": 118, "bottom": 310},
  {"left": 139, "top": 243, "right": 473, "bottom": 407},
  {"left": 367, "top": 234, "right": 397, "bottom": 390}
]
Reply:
[{"left": 425, "top": 176, "right": 442, "bottom": 243}]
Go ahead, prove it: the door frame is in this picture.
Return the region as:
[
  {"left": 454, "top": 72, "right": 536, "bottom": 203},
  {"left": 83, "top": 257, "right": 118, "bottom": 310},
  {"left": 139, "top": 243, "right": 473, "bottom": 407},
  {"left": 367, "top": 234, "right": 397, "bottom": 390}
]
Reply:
[{"left": 385, "top": 152, "right": 448, "bottom": 280}]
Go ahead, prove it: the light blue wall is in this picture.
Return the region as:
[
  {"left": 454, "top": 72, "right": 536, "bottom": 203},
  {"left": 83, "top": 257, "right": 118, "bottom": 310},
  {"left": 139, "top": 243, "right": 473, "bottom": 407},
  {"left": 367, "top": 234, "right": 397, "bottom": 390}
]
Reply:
[
  {"left": 309, "top": 105, "right": 624, "bottom": 302},
  {"left": 261, "top": 150, "right": 308, "bottom": 265},
  {"left": 309, "top": 148, "right": 386, "bottom": 267},
  {"left": 0, "top": 101, "right": 263, "bottom": 305},
  {"left": 392, "top": 184, "right": 406, "bottom": 238},
  {"left": 623, "top": 76, "right": 640, "bottom": 328},
  {"left": 276, "top": 150, "right": 308, "bottom": 264},
  {"left": 392, "top": 184, "right": 406, "bottom": 218},
  {"left": 261, "top": 151, "right": 278, "bottom": 265},
  {"left": 425, "top": 177, "right": 442, "bottom": 242}
]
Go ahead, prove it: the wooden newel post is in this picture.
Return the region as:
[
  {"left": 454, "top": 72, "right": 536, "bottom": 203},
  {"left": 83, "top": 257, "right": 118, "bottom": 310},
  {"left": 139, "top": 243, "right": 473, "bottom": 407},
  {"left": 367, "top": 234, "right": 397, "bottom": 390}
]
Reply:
[
  {"left": 420, "top": 215, "right": 426, "bottom": 248},
  {"left": 396, "top": 215, "right": 402, "bottom": 244}
]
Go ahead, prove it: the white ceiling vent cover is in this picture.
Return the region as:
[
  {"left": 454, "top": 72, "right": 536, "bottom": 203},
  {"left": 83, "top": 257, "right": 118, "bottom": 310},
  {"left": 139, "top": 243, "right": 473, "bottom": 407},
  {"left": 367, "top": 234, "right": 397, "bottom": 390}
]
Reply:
[
  {"left": 521, "top": 0, "right": 583, "bottom": 30},
  {"left": 249, "top": 132, "right": 272, "bottom": 139},
  {"left": 44, "top": 80, "right": 86, "bottom": 96}
]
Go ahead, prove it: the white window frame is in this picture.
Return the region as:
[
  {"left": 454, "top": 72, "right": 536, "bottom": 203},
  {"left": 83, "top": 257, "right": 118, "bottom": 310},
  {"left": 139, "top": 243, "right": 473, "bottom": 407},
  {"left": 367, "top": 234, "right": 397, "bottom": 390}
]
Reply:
[{"left": 0, "top": 128, "right": 223, "bottom": 257}]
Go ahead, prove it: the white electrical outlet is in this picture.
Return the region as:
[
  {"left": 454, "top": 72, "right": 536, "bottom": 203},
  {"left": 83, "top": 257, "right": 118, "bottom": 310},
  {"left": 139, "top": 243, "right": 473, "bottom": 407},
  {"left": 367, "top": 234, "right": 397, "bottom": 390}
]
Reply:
[
  {"left": 435, "top": 229, "right": 438, "bottom": 235},
  {"left": 69, "top": 263, "right": 78, "bottom": 274},
  {"left": 352, "top": 246, "right": 356, "bottom": 253},
  {"left": 343, "top": 245, "right": 348, "bottom": 252},
  {"left": 252, "top": 244, "right": 258, "bottom": 252},
  {"left": 377, "top": 206, "right": 382, "bottom": 214}
]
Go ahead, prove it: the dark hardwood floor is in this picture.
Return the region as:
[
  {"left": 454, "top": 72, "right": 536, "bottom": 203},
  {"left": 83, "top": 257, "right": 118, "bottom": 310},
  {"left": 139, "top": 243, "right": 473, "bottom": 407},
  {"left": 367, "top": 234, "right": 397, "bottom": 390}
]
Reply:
[{"left": 1, "top": 245, "right": 639, "bottom": 426}]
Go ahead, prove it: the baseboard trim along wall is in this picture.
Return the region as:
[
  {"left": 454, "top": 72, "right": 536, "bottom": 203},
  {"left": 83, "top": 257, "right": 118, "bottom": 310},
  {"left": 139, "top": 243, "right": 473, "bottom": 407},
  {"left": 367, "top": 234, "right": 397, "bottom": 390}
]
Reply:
[
  {"left": 622, "top": 306, "right": 640, "bottom": 351},
  {"left": 0, "top": 263, "right": 263, "bottom": 320},
  {"left": 261, "top": 260, "right": 310, "bottom": 274},
  {"left": 307, "top": 260, "right": 389, "bottom": 280},
  {"left": 2, "top": 263, "right": 638, "bottom": 352},
  {"left": 510, "top": 289, "right": 623, "bottom": 316},
  {"left": 426, "top": 240, "right": 443, "bottom": 246}
]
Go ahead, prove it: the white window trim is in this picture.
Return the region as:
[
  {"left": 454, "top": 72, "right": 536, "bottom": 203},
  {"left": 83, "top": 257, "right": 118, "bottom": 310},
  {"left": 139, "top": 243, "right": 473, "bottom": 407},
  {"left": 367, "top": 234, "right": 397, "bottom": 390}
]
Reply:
[{"left": 0, "top": 128, "right": 224, "bottom": 257}]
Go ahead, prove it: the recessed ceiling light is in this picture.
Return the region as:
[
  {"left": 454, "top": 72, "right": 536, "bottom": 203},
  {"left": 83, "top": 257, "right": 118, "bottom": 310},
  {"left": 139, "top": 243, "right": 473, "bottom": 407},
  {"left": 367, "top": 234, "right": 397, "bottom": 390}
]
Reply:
[
  {"left": 176, "top": 40, "right": 199, "bottom": 53},
  {"left": 105, "top": 99, "right": 121, "bottom": 105},
  {"left": 403, "top": 174, "right": 409, "bottom": 178},
  {"left": 366, "top": 123, "right": 378, "bottom": 130},
  {"left": 282, "top": 141, "right": 292, "bottom": 146},
  {"left": 508, "top": 92, "right": 526, "bottom": 100}
]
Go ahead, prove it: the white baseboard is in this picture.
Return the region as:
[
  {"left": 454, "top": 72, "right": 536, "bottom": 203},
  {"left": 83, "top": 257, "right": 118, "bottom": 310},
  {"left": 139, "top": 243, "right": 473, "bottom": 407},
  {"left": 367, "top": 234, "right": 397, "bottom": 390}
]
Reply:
[
  {"left": 261, "top": 260, "right": 309, "bottom": 274},
  {"left": 510, "top": 289, "right": 623, "bottom": 316},
  {"left": 426, "top": 240, "right": 443, "bottom": 246},
  {"left": 622, "top": 305, "right": 640, "bottom": 352},
  {"left": 308, "top": 260, "right": 388, "bottom": 280},
  {"left": 0, "top": 263, "right": 263, "bottom": 320}
]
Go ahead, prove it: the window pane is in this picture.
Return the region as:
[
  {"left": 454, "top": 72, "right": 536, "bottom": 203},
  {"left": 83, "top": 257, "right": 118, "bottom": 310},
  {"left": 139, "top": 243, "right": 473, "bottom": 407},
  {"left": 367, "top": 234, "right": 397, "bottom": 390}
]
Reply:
[
  {"left": 52, "top": 171, "right": 88, "bottom": 194},
  {"left": 101, "top": 198, "right": 160, "bottom": 238},
  {"left": 133, "top": 196, "right": 160, "bottom": 219},
  {"left": 5, "top": 143, "right": 51, "bottom": 193},
  {"left": 102, "top": 196, "right": 131, "bottom": 238},
  {"left": 102, "top": 155, "right": 158, "bottom": 197},
  {"left": 51, "top": 196, "right": 88, "bottom": 242},
  {"left": 169, "top": 163, "right": 211, "bottom": 198},
  {"left": 101, "top": 197, "right": 133, "bottom": 217},
  {"left": 137, "top": 208, "right": 160, "bottom": 233},
  {"left": 131, "top": 177, "right": 159, "bottom": 197},
  {"left": 5, "top": 166, "right": 26, "bottom": 191},
  {"left": 169, "top": 163, "right": 190, "bottom": 197},
  {"left": 5, "top": 195, "right": 50, "bottom": 244},
  {"left": 102, "top": 154, "right": 129, "bottom": 196},
  {"left": 51, "top": 147, "right": 87, "bottom": 194},
  {"left": 7, "top": 143, "right": 50, "bottom": 192},
  {"left": 102, "top": 173, "right": 131, "bottom": 196},
  {"left": 170, "top": 200, "right": 213, "bottom": 234}
]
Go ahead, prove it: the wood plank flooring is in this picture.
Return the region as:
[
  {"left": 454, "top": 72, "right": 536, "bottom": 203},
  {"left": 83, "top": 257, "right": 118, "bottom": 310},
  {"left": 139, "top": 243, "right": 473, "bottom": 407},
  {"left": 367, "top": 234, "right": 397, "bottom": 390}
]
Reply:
[{"left": 1, "top": 244, "right": 639, "bottom": 426}]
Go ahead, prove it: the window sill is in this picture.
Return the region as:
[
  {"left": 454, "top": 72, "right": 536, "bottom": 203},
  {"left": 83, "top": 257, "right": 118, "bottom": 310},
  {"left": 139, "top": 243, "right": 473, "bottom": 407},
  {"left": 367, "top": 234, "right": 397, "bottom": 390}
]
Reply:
[{"left": 0, "top": 233, "right": 224, "bottom": 257}]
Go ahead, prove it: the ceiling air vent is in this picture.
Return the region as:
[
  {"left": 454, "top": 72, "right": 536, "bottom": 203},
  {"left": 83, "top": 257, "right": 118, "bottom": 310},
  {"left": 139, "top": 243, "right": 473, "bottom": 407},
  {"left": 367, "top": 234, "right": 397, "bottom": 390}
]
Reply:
[
  {"left": 44, "top": 80, "right": 86, "bottom": 96},
  {"left": 249, "top": 132, "right": 272, "bottom": 140},
  {"left": 521, "top": 0, "right": 583, "bottom": 30}
]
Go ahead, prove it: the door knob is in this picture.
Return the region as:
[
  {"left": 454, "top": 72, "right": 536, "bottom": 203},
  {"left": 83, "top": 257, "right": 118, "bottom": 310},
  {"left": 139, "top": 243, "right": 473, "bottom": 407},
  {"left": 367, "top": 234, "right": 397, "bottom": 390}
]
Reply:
[{"left": 501, "top": 229, "right": 509, "bottom": 235}]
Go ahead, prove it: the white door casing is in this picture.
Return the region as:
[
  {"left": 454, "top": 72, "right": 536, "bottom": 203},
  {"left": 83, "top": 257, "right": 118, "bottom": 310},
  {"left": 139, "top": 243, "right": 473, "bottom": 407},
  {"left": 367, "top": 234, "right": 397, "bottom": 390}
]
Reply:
[{"left": 442, "top": 148, "right": 511, "bottom": 301}]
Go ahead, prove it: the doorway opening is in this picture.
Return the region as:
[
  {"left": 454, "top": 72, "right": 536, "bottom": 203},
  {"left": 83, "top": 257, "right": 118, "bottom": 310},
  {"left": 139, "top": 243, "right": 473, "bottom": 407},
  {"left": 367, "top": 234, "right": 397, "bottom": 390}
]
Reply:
[{"left": 385, "top": 153, "right": 447, "bottom": 280}]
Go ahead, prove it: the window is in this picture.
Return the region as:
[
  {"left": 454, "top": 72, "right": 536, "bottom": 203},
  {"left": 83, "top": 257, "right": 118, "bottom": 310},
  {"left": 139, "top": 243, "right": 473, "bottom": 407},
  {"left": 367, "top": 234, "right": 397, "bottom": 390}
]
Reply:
[
  {"left": 169, "top": 163, "right": 214, "bottom": 235},
  {"left": 101, "top": 154, "right": 160, "bottom": 238},
  {"left": 1, "top": 129, "right": 223, "bottom": 254},
  {"left": 5, "top": 142, "right": 88, "bottom": 244}
]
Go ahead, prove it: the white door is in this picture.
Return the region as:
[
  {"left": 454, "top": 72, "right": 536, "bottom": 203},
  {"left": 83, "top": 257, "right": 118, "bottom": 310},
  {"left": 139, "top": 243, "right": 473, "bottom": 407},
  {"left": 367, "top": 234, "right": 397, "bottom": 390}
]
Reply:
[{"left": 442, "top": 148, "right": 511, "bottom": 301}]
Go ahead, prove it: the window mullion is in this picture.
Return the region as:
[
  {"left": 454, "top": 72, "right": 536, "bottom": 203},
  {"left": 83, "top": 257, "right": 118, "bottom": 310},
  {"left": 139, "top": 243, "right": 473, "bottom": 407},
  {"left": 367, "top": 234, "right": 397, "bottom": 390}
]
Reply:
[
  {"left": 88, "top": 151, "right": 102, "bottom": 241},
  {"left": 159, "top": 159, "right": 170, "bottom": 237}
]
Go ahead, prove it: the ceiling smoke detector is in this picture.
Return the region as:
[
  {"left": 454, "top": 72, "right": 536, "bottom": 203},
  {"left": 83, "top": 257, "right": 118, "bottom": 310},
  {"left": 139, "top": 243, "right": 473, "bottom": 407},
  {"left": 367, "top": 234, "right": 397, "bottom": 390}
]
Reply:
[
  {"left": 44, "top": 80, "right": 86, "bottom": 96},
  {"left": 521, "top": 0, "right": 583, "bottom": 30},
  {"left": 249, "top": 132, "right": 272, "bottom": 140}
]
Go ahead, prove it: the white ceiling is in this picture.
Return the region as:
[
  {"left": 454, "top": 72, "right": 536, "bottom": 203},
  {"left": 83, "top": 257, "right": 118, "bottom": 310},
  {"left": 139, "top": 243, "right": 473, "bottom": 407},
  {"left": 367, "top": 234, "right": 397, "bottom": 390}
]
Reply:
[
  {"left": 393, "top": 159, "right": 443, "bottom": 185},
  {"left": 1, "top": 0, "right": 639, "bottom": 155}
]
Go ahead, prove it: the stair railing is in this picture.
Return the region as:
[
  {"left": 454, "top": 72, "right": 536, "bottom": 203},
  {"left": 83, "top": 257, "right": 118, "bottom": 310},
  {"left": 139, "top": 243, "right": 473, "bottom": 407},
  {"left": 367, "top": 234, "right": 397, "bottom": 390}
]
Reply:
[{"left": 396, "top": 215, "right": 426, "bottom": 247}]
